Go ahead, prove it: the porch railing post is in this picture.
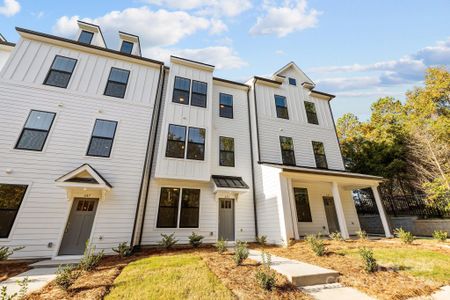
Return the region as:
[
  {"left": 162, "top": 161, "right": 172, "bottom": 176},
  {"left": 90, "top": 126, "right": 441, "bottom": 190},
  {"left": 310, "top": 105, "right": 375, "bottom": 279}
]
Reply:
[{"left": 371, "top": 184, "right": 393, "bottom": 238}]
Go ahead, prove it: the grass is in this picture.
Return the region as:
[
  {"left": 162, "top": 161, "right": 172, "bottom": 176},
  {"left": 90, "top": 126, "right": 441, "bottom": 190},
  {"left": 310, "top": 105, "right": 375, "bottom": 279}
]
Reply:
[{"left": 105, "top": 253, "right": 234, "bottom": 300}]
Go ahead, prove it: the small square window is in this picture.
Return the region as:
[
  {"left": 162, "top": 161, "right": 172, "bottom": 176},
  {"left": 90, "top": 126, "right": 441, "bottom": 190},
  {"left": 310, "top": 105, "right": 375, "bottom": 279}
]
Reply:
[
  {"left": 78, "top": 30, "right": 94, "bottom": 44},
  {"left": 104, "top": 67, "right": 130, "bottom": 98},
  {"left": 44, "top": 55, "right": 77, "bottom": 88},
  {"left": 120, "top": 41, "right": 134, "bottom": 54},
  {"left": 288, "top": 77, "right": 297, "bottom": 86}
]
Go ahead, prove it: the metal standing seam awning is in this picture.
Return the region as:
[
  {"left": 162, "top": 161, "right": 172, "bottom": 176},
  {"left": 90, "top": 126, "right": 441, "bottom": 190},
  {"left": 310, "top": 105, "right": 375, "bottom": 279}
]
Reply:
[{"left": 211, "top": 175, "right": 250, "bottom": 194}]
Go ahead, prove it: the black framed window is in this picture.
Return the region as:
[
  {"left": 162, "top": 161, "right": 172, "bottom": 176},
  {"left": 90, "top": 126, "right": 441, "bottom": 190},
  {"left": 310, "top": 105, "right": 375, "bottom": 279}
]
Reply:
[
  {"left": 280, "top": 136, "right": 296, "bottom": 165},
  {"left": 44, "top": 55, "right": 77, "bottom": 88},
  {"left": 179, "top": 189, "right": 200, "bottom": 228},
  {"left": 120, "top": 41, "right": 134, "bottom": 54},
  {"left": 187, "top": 127, "right": 205, "bottom": 160},
  {"left": 294, "top": 188, "right": 312, "bottom": 222},
  {"left": 173, "top": 76, "right": 191, "bottom": 105},
  {"left": 104, "top": 67, "right": 130, "bottom": 98},
  {"left": 166, "top": 124, "right": 186, "bottom": 158},
  {"left": 312, "top": 141, "right": 328, "bottom": 169},
  {"left": 219, "top": 93, "right": 233, "bottom": 118},
  {"left": 288, "top": 77, "right": 297, "bottom": 86},
  {"left": 191, "top": 80, "right": 207, "bottom": 108},
  {"left": 305, "top": 101, "right": 319, "bottom": 125},
  {"left": 220, "top": 136, "right": 235, "bottom": 167},
  {"left": 156, "top": 188, "right": 180, "bottom": 228},
  {"left": 87, "top": 119, "right": 118, "bottom": 157},
  {"left": 0, "top": 184, "right": 28, "bottom": 238},
  {"left": 78, "top": 30, "right": 94, "bottom": 44},
  {"left": 275, "top": 95, "right": 289, "bottom": 119},
  {"left": 15, "top": 110, "right": 56, "bottom": 151}
]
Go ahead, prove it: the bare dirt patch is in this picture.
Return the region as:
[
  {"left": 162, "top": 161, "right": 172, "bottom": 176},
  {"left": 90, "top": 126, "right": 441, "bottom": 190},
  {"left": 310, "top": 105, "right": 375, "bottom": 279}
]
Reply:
[{"left": 0, "top": 260, "right": 36, "bottom": 282}]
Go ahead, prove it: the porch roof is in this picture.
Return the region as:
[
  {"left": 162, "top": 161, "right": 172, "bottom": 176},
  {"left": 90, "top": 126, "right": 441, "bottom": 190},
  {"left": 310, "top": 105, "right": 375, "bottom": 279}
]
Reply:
[{"left": 55, "top": 164, "right": 112, "bottom": 191}]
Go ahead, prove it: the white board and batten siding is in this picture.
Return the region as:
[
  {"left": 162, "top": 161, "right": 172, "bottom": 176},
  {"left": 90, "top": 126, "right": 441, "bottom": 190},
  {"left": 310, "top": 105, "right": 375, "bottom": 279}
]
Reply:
[{"left": 0, "top": 36, "right": 161, "bottom": 258}]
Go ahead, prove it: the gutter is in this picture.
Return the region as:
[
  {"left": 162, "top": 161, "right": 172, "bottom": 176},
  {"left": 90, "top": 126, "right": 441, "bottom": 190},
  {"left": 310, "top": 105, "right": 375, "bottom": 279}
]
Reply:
[{"left": 247, "top": 86, "right": 259, "bottom": 237}]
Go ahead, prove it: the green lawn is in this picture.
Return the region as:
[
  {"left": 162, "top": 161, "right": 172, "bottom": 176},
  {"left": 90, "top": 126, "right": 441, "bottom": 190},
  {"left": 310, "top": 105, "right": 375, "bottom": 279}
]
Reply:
[
  {"left": 105, "top": 253, "right": 234, "bottom": 300},
  {"left": 341, "top": 247, "right": 450, "bottom": 283}
]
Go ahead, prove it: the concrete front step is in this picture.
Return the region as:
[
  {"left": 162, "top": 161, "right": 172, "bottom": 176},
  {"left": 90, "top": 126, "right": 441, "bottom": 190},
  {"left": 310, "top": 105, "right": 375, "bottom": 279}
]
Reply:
[
  {"left": 30, "top": 259, "right": 80, "bottom": 269},
  {"left": 248, "top": 250, "right": 339, "bottom": 286},
  {"left": 302, "top": 283, "right": 375, "bottom": 300}
]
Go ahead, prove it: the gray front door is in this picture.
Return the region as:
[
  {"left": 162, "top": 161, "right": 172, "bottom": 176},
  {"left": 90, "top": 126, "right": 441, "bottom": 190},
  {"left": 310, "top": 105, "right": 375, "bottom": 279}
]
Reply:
[
  {"left": 59, "top": 198, "right": 98, "bottom": 255},
  {"left": 323, "top": 197, "right": 340, "bottom": 233},
  {"left": 219, "top": 198, "right": 235, "bottom": 241}
]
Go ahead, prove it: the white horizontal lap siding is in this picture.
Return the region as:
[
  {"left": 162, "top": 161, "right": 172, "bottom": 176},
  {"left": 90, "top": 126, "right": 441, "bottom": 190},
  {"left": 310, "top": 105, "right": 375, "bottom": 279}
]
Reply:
[
  {"left": 0, "top": 41, "right": 160, "bottom": 257},
  {"left": 141, "top": 179, "right": 218, "bottom": 245},
  {"left": 211, "top": 84, "right": 255, "bottom": 241},
  {"left": 154, "top": 63, "right": 213, "bottom": 181}
]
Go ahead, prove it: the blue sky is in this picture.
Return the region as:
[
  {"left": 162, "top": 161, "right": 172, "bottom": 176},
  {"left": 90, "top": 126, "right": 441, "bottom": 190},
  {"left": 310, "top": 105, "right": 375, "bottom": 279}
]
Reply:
[{"left": 1, "top": 0, "right": 449, "bottom": 119}]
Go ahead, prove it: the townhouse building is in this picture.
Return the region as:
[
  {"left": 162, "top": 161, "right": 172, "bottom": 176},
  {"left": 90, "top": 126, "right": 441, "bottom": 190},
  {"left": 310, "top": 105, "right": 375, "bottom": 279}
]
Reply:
[{"left": 0, "top": 23, "right": 392, "bottom": 259}]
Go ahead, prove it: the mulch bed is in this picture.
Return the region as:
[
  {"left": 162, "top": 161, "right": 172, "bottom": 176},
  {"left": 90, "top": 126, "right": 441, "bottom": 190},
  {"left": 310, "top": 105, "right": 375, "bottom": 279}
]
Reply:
[
  {"left": 253, "top": 239, "right": 445, "bottom": 300},
  {"left": 0, "top": 260, "right": 37, "bottom": 282}
]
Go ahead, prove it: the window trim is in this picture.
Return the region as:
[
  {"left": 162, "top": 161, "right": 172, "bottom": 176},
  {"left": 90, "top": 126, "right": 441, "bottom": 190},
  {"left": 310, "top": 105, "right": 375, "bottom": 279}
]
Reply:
[
  {"left": 78, "top": 30, "right": 94, "bottom": 44},
  {"left": 219, "top": 93, "right": 234, "bottom": 119},
  {"left": 191, "top": 80, "right": 208, "bottom": 108},
  {"left": 103, "top": 67, "right": 130, "bottom": 99},
  {"left": 219, "top": 136, "right": 235, "bottom": 167},
  {"left": 294, "top": 187, "right": 313, "bottom": 222},
  {"left": 275, "top": 95, "right": 289, "bottom": 119},
  {"left": 15, "top": 110, "right": 56, "bottom": 152},
  {"left": 43, "top": 55, "right": 77, "bottom": 89},
  {"left": 0, "top": 183, "right": 28, "bottom": 239},
  {"left": 120, "top": 40, "right": 134, "bottom": 54},
  {"left": 288, "top": 77, "right": 297, "bottom": 86},
  {"left": 86, "top": 119, "right": 118, "bottom": 158},
  {"left": 165, "top": 124, "right": 187, "bottom": 159},
  {"left": 186, "top": 127, "right": 206, "bottom": 161},
  {"left": 156, "top": 187, "right": 200, "bottom": 229},
  {"left": 304, "top": 101, "right": 319, "bottom": 125},
  {"left": 172, "top": 76, "right": 191, "bottom": 105},
  {"left": 279, "top": 136, "right": 296, "bottom": 166},
  {"left": 312, "top": 141, "right": 328, "bottom": 169}
]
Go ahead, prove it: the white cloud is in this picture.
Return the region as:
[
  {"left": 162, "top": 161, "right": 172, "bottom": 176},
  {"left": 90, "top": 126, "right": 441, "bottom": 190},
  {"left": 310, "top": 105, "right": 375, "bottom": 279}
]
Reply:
[
  {"left": 31, "top": 10, "right": 45, "bottom": 19},
  {"left": 275, "top": 49, "right": 285, "bottom": 56},
  {"left": 0, "top": 0, "right": 20, "bottom": 17},
  {"left": 146, "top": 0, "right": 252, "bottom": 17},
  {"left": 209, "top": 19, "right": 228, "bottom": 35},
  {"left": 249, "top": 0, "right": 320, "bottom": 37},
  {"left": 53, "top": 6, "right": 215, "bottom": 47},
  {"left": 316, "top": 76, "right": 380, "bottom": 91},
  {"left": 144, "top": 46, "right": 247, "bottom": 70}
]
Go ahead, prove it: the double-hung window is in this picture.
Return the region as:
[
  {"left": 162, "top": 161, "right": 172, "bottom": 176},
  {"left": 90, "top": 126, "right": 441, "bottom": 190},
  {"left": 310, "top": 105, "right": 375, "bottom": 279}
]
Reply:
[
  {"left": 120, "top": 41, "right": 134, "bottom": 54},
  {"left": 87, "top": 119, "right": 118, "bottom": 157},
  {"left": 191, "top": 81, "right": 207, "bottom": 108},
  {"left": 104, "top": 67, "right": 130, "bottom": 98},
  {"left": 305, "top": 101, "right": 319, "bottom": 125},
  {"left": 156, "top": 187, "right": 200, "bottom": 228},
  {"left": 173, "top": 76, "right": 191, "bottom": 105},
  {"left": 78, "top": 30, "right": 94, "bottom": 44},
  {"left": 0, "top": 184, "right": 28, "bottom": 238},
  {"left": 219, "top": 93, "right": 233, "bottom": 118},
  {"left": 294, "top": 188, "right": 312, "bottom": 222},
  {"left": 16, "top": 110, "right": 56, "bottom": 151},
  {"left": 275, "top": 95, "right": 289, "bottom": 119},
  {"left": 288, "top": 77, "right": 297, "bottom": 86},
  {"left": 187, "top": 127, "right": 205, "bottom": 160},
  {"left": 312, "top": 141, "right": 328, "bottom": 169},
  {"left": 44, "top": 55, "right": 77, "bottom": 88},
  {"left": 166, "top": 124, "right": 186, "bottom": 159},
  {"left": 279, "top": 136, "right": 296, "bottom": 165},
  {"left": 219, "top": 136, "right": 235, "bottom": 167}
]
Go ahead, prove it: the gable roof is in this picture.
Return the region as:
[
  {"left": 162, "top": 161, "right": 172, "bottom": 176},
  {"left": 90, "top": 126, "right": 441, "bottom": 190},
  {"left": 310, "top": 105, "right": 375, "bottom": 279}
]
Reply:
[
  {"left": 273, "top": 61, "right": 315, "bottom": 86},
  {"left": 55, "top": 163, "right": 112, "bottom": 189}
]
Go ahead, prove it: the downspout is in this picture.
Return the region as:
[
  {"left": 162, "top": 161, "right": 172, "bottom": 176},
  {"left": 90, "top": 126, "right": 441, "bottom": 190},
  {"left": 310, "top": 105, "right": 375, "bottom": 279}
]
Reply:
[
  {"left": 247, "top": 84, "right": 258, "bottom": 237},
  {"left": 253, "top": 79, "right": 261, "bottom": 162},
  {"left": 130, "top": 64, "right": 165, "bottom": 249}
]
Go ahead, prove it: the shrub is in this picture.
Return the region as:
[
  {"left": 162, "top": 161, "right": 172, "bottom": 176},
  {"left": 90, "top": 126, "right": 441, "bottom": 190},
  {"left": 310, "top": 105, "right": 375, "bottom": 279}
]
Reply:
[
  {"left": 432, "top": 230, "right": 448, "bottom": 242},
  {"left": 216, "top": 238, "right": 227, "bottom": 254},
  {"left": 356, "top": 230, "right": 368, "bottom": 240},
  {"left": 79, "top": 241, "right": 104, "bottom": 271},
  {"left": 0, "top": 246, "right": 25, "bottom": 261},
  {"left": 159, "top": 233, "right": 178, "bottom": 249},
  {"left": 0, "top": 277, "right": 29, "bottom": 300},
  {"left": 255, "top": 251, "right": 276, "bottom": 291},
  {"left": 256, "top": 235, "right": 267, "bottom": 246},
  {"left": 112, "top": 242, "right": 132, "bottom": 258},
  {"left": 359, "top": 247, "right": 378, "bottom": 273},
  {"left": 234, "top": 241, "right": 249, "bottom": 266},
  {"left": 55, "top": 264, "right": 80, "bottom": 290},
  {"left": 394, "top": 228, "right": 414, "bottom": 244},
  {"left": 329, "top": 231, "right": 343, "bottom": 241},
  {"left": 305, "top": 234, "right": 326, "bottom": 256},
  {"left": 188, "top": 232, "right": 204, "bottom": 248}
]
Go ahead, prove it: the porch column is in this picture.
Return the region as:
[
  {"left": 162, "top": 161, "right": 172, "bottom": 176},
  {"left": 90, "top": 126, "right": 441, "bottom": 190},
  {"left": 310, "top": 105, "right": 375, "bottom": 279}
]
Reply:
[
  {"left": 331, "top": 182, "right": 350, "bottom": 239},
  {"left": 371, "top": 185, "right": 393, "bottom": 237}
]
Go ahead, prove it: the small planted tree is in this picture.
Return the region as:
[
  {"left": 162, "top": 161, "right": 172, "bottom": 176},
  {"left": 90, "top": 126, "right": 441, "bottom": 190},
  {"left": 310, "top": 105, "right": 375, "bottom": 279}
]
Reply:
[
  {"left": 216, "top": 238, "right": 227, "bottom": 254},
  {"left": 394, "top": 228, "right": 414, "bottom": 244},
  {"left": 112, "top": 242, "right": 132, "bottom": 258},
  {"left": 359, "top": 247, "right": 378, "bottom": 273},
  {"left": 234, "top": 241, "right": 249, "bottom": 266},
  {"left": 432, "top": 230, "right": 448, "bottom": 242},
  {"left": 255, "top": 251, "right": 276, "bottom": 291},
  {"left": 188, "top": 232, "right": 204, "bottom": 248},
  {"left": 159, "top": 233, "right": 178, "bottom": 250},
  {"left": 305, "top": 234, "right": 326, "bottom": 256},
  {"left": 80, "top": 241, "right": 104, "bottom": 271},
  {"left": 0, "top": 246, "right": 25, "bottom": 261}
]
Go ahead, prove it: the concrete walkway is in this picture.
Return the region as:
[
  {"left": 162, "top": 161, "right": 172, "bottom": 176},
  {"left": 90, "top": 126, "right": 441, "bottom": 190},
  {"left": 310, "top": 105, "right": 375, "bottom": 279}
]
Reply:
[
  {"left": 302, "top": 283, "right": 375, "bottom": 300},
  {"left": 409, "top": 286, "right": 450, "bottom": 300},
  {"left": 0, "top": 267, "right": 57, "bottom": 297}
]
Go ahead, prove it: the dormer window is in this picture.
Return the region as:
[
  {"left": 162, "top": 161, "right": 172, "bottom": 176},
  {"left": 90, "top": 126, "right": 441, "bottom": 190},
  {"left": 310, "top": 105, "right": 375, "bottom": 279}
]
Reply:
[
  {"left": 120, "top": 41, "right": 134, "bottom": 54},
  {"left": 78, "top": 30, "right": 94, "bottom": 45}
]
